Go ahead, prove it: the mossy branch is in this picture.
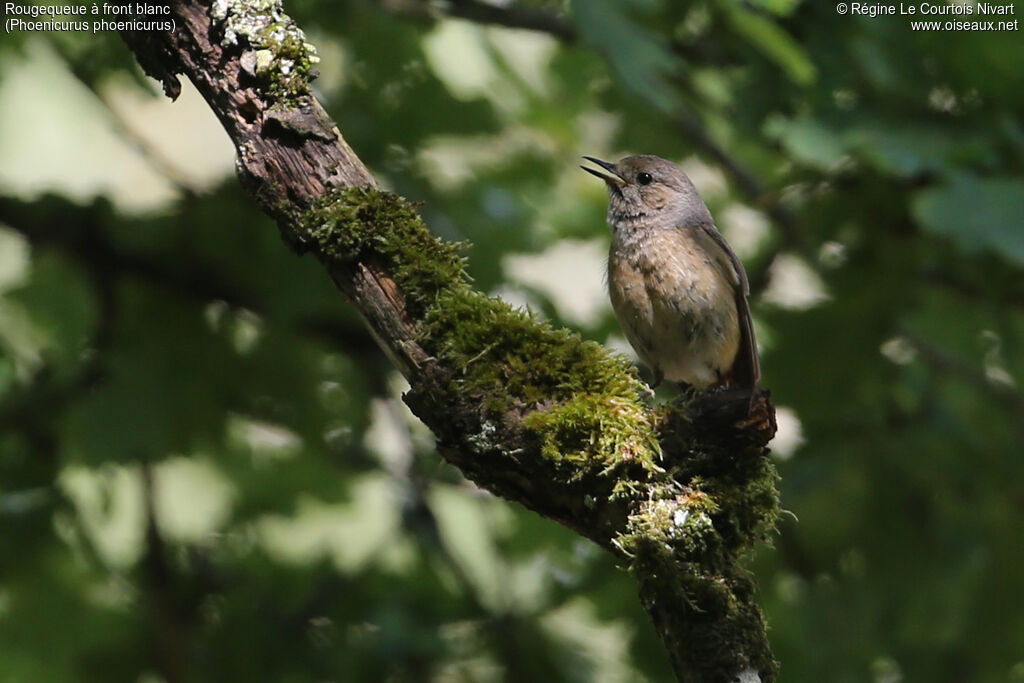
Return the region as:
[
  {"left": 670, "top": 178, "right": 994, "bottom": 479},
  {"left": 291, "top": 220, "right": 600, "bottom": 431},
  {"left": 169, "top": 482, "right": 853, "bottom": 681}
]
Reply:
[{"left": 120, "top": 2, "right": 780, "bottom": 680}]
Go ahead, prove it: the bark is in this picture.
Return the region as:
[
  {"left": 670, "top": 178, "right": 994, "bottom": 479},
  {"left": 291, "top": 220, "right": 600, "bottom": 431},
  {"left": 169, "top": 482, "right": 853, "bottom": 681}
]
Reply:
[{"left": 119, "top": 3, "right": 781, "bottom": 681}]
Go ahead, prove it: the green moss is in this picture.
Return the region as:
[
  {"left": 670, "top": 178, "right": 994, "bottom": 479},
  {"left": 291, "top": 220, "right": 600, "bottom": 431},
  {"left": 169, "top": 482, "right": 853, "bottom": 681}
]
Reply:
[
  {"left": 616, "top": 484, "right": 722, "bottom": 561},
  {"left": 620, "top": 478, "right": 777, "bottom": 680},
  {"left": 667, "top": 453, "right": 780, "bottom": 555},
  {"left": 653, "top": 401, "right": 782, "bottom": 554},
  {"left": 700, "top": 457, "right": 781, "bottom": 552},
  {"left": 306, "top": 187, "right": 468, "bottom": 319},
  {"left": 612, "top": 433, "right": 780, "bottom": 677},
  {"left": 616, "top": 461, "right": 778, "bottom": 585},
  {"left": 423, "top": 289, "right": 662, "bottom": 476},
  {"left": 210, "top": 0, "right": 321, "bottom": 103},
  {"left": 304, "top": 187, "right": 660, "bottom": 477}
]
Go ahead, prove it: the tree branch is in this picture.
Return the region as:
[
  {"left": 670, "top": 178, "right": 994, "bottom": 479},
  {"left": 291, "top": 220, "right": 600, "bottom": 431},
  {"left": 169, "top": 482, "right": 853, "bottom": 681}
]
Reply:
[{"left": 117, "top": 2, "right": 780, "bottom": 680}]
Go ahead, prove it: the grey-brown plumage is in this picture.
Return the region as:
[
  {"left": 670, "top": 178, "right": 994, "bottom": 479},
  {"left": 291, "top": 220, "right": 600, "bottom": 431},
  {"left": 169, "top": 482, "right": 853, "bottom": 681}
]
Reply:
[{"left": 581, "top": 154, "right": 760, "bottom": 389}]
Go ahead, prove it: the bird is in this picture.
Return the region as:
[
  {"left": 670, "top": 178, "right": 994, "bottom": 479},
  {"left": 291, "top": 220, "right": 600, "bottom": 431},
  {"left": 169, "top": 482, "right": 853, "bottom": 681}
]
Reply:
[{"left": 581, "top": 154, "right": 759, "bottom": 390}]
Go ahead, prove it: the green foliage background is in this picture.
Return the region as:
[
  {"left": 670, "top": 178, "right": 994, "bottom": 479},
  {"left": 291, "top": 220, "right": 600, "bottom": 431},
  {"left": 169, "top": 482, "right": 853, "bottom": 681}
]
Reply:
[{"left": 1, "top": 1, "right": 1022, "bottom": 681}]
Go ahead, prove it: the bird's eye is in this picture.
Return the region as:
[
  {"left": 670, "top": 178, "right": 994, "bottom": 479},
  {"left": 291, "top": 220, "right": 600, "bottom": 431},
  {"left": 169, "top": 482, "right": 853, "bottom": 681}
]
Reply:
[{"left": 637, "top": 172, "right": 653, "bottom": 186}]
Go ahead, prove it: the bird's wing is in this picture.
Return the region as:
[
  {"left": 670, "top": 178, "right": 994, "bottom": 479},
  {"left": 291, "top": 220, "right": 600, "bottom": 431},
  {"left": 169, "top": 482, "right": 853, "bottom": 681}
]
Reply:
[
  {"left": 692, "top": 222, "right": 748, "bottom": 294},
  {"left": 692, "top": 222, "right": 761, "bottom": 387}
]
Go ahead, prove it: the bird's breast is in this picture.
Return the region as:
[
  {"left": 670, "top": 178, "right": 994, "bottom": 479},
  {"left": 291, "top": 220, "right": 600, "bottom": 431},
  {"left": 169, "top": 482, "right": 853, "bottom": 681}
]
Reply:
[{"left": 607, "top": 228, "right": 740, "bottom": 386}]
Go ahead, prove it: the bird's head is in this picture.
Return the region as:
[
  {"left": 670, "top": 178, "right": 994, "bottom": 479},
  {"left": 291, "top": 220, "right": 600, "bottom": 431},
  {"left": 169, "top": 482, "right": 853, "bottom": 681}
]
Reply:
[{"left": 581, "top": 154, "right": 712, "bottom": 229}]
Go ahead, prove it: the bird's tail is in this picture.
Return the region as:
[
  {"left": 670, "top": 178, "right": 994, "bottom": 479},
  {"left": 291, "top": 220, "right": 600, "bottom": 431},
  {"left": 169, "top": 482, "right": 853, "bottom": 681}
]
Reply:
[{"left": 731, "top": 295, "right": 760, "bottom": 389}]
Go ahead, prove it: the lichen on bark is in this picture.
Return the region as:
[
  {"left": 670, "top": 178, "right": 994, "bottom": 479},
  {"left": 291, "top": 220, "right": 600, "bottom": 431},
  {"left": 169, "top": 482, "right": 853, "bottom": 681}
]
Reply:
[{"left": 210, "top": 0, "right": 320, "bottom": 103}]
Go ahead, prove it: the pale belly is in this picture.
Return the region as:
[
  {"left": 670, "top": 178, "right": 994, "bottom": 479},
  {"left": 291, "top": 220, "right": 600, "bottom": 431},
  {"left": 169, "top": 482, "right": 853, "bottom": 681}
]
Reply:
[{"left": 608, "top": 233, "right": 740, "bottom": 387}]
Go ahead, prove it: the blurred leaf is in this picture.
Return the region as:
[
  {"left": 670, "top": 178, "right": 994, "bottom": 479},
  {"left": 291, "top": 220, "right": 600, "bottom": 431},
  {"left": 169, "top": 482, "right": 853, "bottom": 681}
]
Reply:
[
  {"left": 913, "top": 175, "right": 1024, "bottom": 266},
  {"left": 748, "top": 0, "right": 803, "bottom": 15},
  {"left": 5, "top": 251, "right": 96, "bottom": 372},
  {"left": 764, "top": 115, "right": 845, "bottom": 169},
  {"left": 61, "top": 283, "right": 237, "bottom": 464},
  {"left": 848, "top": 123, "right": 995, "bottom": 177},
  {"left": 570, "top": 0, "right": 680, "bottom": 113},
  {"left": 724, "top": 3, "right": 816, "bottom": 85},
  {"left": 45, "top": 31, "right": 149, "bottom": 91}
]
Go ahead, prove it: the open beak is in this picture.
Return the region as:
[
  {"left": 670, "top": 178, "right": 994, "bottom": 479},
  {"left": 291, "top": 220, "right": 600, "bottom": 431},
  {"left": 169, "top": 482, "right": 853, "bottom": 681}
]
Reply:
[{"left": 580, "top": 156, "right": 625, "bottom": 186}]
